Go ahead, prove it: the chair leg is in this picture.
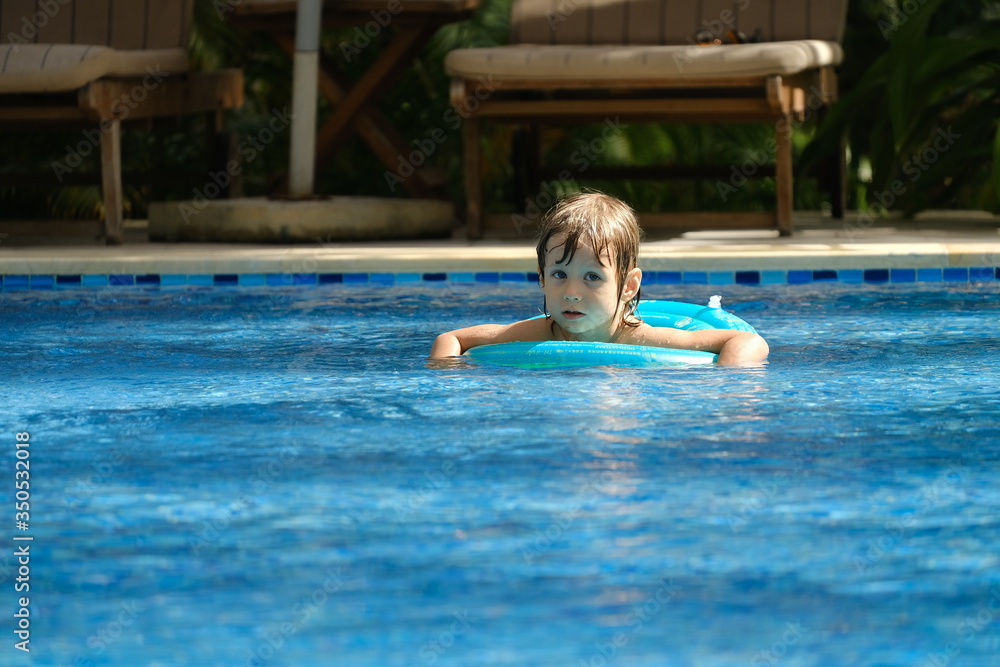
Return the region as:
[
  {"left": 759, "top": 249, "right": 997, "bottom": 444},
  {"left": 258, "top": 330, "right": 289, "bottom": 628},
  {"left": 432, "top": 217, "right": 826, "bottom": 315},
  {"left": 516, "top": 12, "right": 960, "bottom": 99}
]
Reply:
[
  {"left": 463, "top": 116, "right": 483, "bottom": 240},
  {"left": 831, "top": 132, "right": 847, "bottom": 219},
  {"left": 100, "top": 118, "right": 124, "bottom": 245},
  {"left": 775, "top": 117, "right": 794, "bottom": 236},
  {"left": 817, "top": 105, "right": 847, "bottom": 219}
]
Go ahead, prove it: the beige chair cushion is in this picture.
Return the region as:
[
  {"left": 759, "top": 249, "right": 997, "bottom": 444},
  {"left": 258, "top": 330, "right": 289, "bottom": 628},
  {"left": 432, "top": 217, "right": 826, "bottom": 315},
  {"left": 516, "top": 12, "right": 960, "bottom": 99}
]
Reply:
[
  {"left": 445, "top": 40, "right": 842, "bottom": 82},
  {"left": 0, "top": 44, "right": 189, "bottom": 93}
]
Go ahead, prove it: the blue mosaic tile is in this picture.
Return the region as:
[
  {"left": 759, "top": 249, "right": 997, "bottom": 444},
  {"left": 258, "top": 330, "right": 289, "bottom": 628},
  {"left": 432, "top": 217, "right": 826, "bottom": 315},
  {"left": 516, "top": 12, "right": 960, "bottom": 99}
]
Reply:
[
  {"left": 3, "top": 265, "right": 997, "bottom": 290},
  {"left": 917, "top": 268, "right": 942, "bottom": 282},
  {"left": 969, "top": 267, "right": 993, "bottom": 282},
  {"left": 214, "top": 274, "right": 238, "bottom": 287},
  {"left": 864, "top": 269, "right": 890, "bottom": 283},
  {"left": 943, "top": 268, "right": 968, "bottom": 282},
  {"left": 839, "top": 270, "right": 864, "bottom": 284},
  {"left": 239, "top": 274, "right": 266, "bottom": 287},
  {"left": 265, "top": 273, "right": 294, "bottom": 286},
  {"left": 788, "top": 270, "right": 812, "bottom": 284},
  {"left": 890, "top": 269, "right": 916, "bottom": 283},
  {"left": 187, "top": 275, "right": 213, "bottom": 287},
  {"left": 656, "top": 271, "right": 682, "bottom": 285},
  {"left": 136, "top": 274, "right": 160, "bottom": 286},
  {"left": 161, "top": 274, "right": 187, "bottom": 286}
]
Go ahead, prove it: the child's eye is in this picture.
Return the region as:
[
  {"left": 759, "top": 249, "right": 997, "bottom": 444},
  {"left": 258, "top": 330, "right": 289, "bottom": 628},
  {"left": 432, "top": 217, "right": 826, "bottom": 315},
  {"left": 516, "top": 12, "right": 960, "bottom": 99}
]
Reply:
[
  {"left": 550, "top": 270, "right": 567, "bottom": 279},
  {"left": 585, "top": 272, "right": 602, "bottom": 281}
]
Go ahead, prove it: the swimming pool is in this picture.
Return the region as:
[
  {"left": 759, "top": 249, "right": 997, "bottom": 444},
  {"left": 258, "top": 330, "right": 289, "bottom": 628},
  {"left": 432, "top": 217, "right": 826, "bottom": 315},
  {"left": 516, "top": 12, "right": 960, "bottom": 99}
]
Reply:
[{"left": 3, "top": 282, "right": 999, "bottom": 666}]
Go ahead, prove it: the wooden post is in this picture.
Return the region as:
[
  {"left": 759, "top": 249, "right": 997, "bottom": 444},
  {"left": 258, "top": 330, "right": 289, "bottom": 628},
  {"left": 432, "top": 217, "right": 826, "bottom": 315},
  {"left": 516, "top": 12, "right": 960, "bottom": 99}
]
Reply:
[
  {"left": 100, "top": 118, "right": 124, "bottom": 245},
  {"left": 463, "top": 116, "right": 482, "bottom": 239},
  {"left": 775, "top": 116, "right": 794, "bottom": 236}
]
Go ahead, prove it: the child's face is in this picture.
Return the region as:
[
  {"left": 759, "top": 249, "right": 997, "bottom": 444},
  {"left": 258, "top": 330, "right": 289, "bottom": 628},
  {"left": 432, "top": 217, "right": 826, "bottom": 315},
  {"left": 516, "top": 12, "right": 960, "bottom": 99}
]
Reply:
[{"left": 540, "top": 234, "right": 640, "bottom": 341}]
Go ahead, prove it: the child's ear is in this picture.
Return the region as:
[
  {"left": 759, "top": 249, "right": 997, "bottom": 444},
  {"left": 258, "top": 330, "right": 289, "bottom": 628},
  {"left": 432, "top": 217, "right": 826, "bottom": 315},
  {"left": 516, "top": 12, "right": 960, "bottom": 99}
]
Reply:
[{"left": 621, "top": 267, "right": 642, "bottom": 302}]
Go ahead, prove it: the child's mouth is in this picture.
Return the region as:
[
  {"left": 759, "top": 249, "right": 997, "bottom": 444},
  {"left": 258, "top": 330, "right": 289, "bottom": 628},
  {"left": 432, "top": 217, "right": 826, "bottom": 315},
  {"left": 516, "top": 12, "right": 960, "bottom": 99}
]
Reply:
[{"left": 562, "top": 310, "right": 584, "bottom": 320}]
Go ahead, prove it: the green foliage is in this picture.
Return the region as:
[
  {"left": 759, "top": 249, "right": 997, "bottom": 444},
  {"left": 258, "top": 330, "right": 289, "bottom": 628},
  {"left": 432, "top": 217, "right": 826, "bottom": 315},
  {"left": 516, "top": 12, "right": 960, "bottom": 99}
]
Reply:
[
  {"left": 802, "top": 0, "right": 1000, "bottom": 214},
  {"left": 3, "top": 0, "right": 996, "bottom": 222}
]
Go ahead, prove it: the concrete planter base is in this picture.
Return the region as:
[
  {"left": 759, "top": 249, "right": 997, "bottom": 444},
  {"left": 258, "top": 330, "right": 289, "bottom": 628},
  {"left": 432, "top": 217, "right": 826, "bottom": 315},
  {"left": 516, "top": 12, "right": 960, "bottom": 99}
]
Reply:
[{"left": 149, "top": 196, "right": 455, "bottom": 243}]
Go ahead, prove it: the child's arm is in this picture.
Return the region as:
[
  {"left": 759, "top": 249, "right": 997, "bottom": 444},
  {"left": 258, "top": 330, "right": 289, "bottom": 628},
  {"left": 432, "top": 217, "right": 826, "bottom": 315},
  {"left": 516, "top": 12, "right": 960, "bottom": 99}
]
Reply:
[
  {"left": 430, "top": 319, "right": 549, "bottom": 358},
  {"left": 628, "top": 326, "right": 769, "bottom": 365}
]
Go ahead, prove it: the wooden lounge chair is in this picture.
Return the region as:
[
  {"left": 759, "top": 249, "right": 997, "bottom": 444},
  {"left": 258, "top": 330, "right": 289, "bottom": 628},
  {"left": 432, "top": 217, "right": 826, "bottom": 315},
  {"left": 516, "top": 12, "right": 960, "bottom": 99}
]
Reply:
[
  {"left": 445, "top": 0, "right": 848, "bottom": 238},
  {"left": 0, "top": 0, "right": 243, "bottom": 243}
]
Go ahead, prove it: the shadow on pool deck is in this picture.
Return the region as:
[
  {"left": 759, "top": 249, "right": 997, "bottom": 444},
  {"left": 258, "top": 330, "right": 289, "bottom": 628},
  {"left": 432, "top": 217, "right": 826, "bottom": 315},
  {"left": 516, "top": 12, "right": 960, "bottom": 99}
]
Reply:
[{"left": 1, "top": 210, "right": 998, "bottom": 276}]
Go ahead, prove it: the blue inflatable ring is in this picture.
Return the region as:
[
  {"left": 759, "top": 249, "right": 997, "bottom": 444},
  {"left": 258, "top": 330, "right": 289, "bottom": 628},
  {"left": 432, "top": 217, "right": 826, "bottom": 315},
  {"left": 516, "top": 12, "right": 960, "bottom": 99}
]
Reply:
[{"left": 463, "top": 300, "right": 757, "bottom": 369}]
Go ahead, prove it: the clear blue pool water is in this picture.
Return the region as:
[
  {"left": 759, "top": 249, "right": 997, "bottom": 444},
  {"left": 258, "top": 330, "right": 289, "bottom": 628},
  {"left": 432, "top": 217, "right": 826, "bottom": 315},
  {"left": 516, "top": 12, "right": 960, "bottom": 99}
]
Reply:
[{"left": 2, "top": 283, "right": 999, "bottom": 666}]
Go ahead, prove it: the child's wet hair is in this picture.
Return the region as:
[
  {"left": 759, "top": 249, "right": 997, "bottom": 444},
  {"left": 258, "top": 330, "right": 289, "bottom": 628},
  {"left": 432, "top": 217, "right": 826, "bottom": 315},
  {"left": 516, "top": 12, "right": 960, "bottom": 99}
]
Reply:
[{"left": 535, "top": 192, "right": 643, "bottom": 324}]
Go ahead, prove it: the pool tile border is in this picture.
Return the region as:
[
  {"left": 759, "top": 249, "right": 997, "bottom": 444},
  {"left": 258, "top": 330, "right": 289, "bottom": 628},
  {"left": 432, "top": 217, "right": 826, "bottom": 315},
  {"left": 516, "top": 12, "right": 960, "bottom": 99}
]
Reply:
[{"left": 1, "top": 267, "right": 998, "bottom": 291}]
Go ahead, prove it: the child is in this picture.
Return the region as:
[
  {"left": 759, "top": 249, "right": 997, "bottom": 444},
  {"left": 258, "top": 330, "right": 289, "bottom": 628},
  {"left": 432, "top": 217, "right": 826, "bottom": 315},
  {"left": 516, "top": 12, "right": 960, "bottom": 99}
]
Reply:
[{"left": 430, "top": 192, "right": 769, "bottom": 365}]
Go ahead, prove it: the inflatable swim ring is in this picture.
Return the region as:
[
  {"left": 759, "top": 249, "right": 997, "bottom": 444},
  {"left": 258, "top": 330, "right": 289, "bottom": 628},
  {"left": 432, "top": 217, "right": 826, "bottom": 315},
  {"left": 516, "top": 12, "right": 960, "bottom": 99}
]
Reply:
[{"left": 463, "top": 299, "right": 757, "bottom": 369}]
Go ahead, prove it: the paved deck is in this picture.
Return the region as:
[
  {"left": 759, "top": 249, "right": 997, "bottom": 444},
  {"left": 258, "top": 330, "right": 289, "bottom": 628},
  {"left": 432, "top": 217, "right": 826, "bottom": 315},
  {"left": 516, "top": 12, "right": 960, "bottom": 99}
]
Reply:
[{"left": 1, "top": 211, "right": 998, "bottom": 276}]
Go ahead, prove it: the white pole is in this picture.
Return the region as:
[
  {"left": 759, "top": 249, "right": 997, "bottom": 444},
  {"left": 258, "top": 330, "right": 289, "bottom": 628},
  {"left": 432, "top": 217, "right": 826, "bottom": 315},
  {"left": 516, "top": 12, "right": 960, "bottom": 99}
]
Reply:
[{"left": 288, "top": 0, "right": 324, "bottom": 197}]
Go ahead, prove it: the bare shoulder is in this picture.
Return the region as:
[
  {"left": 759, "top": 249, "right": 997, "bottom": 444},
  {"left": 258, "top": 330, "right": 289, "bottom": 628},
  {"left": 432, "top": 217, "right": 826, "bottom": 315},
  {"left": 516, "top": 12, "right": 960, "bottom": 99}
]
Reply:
[{"left": 491, "top": 316, "right": 553, "bottom": 344}]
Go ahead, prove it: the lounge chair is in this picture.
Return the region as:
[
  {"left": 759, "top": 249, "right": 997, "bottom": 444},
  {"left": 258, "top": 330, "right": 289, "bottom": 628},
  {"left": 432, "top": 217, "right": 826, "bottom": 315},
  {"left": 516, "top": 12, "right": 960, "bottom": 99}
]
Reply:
[
  {"left": 0, "top": 0, "right": 243, "bottom": 243},
  {"left": 445, "top": 0, "right": 848, "bottom": 238}
]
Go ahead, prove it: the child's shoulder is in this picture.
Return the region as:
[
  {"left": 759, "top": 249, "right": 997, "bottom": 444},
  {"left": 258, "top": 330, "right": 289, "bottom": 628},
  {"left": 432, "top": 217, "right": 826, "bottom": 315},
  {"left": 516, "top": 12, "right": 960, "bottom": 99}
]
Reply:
[{"left": 503, "top": 316, "right": 554, "bottom": 342}]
